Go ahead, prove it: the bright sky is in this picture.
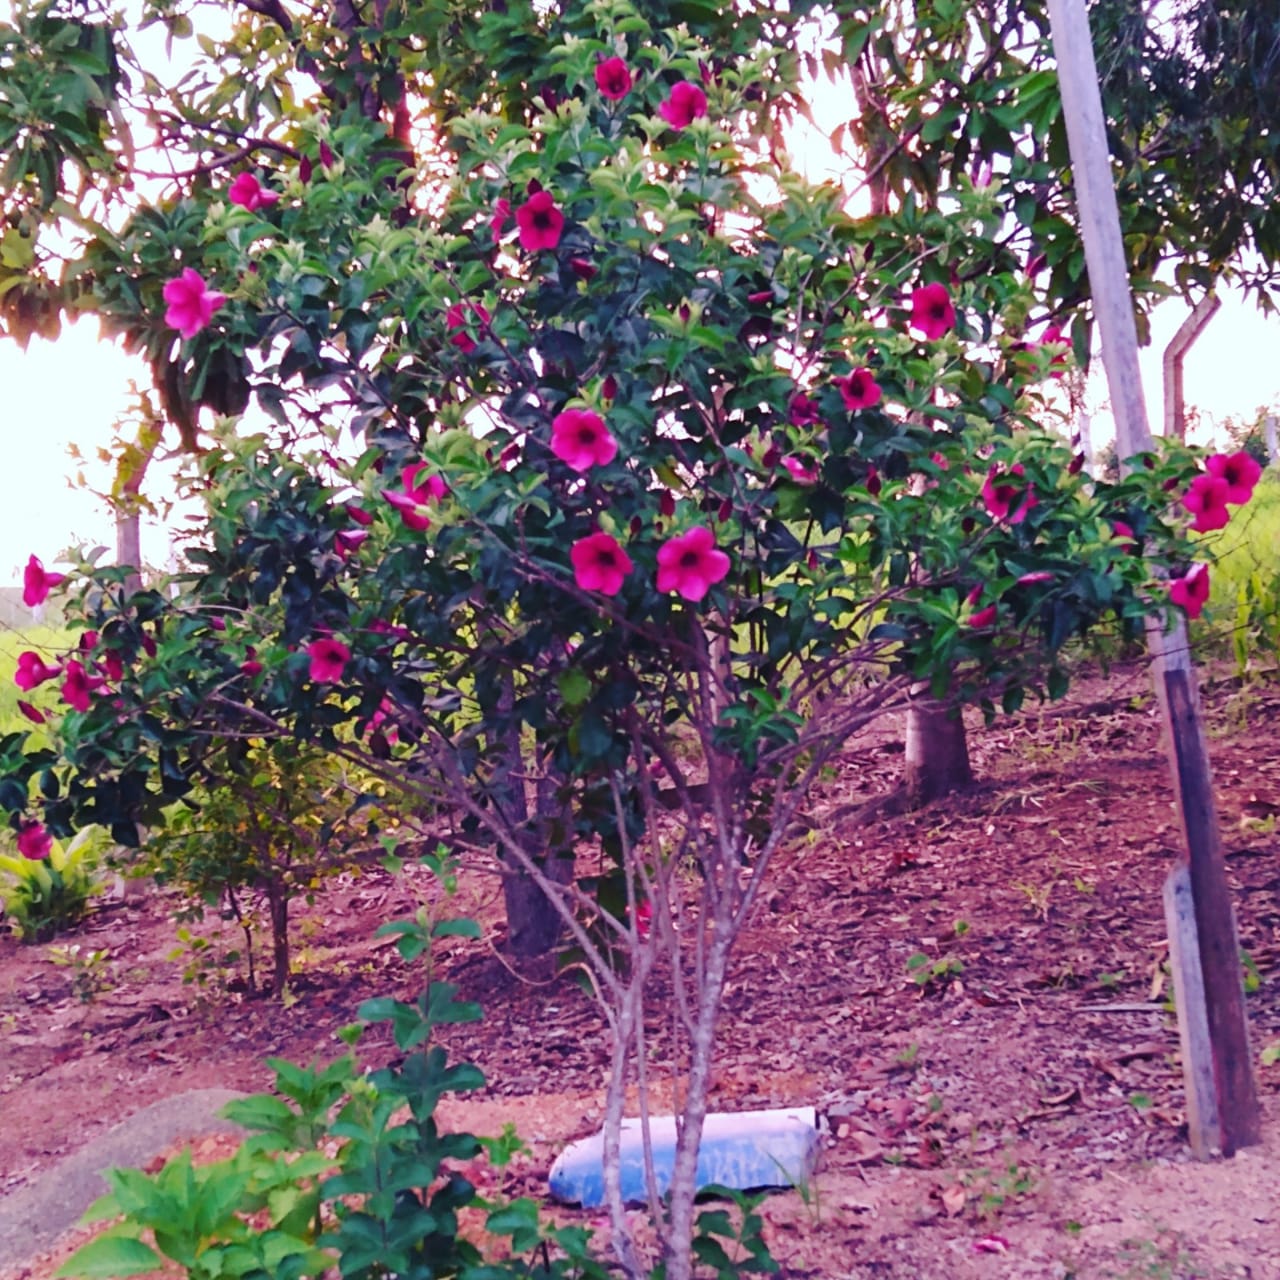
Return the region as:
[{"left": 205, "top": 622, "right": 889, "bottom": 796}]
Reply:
[{"left": 3, "top": 23, "right": 1278, "bottom": 588}]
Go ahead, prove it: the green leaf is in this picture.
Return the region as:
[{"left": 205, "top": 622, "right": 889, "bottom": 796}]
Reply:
[{"left": 55, "top": 1233, "right": 162, "bottom": 1278}]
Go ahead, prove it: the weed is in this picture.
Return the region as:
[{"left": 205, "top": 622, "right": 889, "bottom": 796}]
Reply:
[
  {"left": 47, "top": 944, "right": 113, "bottom": 1003},
  {"left": 905, "top": 951, "right": 963, "bottom": 991}
]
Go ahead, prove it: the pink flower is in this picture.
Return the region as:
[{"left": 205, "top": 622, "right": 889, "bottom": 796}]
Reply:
[
  {"left": 551, "top": 409, "right": 617, "bottom": 472},
  {"left": 835, "top": 368, "right": 882, "bottom": 411},
  {"left": 163, "top": 268, "right": 226, "bottom": 339},
  {"left": 1111, "top": 520, "right": 1137, "bottom": 550},
  {"left": 656, "top": 526, "right": 731, "bottom": 602},
  {"left": 227, "top": 172, "right": 280, "bottom": 212},
  {"left": 571, "top": 531, "right": 633, "bottom": 595},
  {"left": 308, "top": 638, "right": 349, "bottom": 683},
  {"left": 98, "top": 649, "right": 124, "bottom": 683},
  {"left": 635, "top": 899, "right": 653, "bottom": 940},
  {"left": 14, "top": 651, "right": 62, "bottom": 691},
  {"left": 79, "top": 630, "right": 99, "bottom": 652},
  {"left": 658, "top": 81, "right": 708, "bottom": 129},
  {"left": 981, "top": 465, "right": 1037, "bottom": 524},
  {"left": 1182, "top": 473, "right": 1232, "bottom": 533},
  {"left": 346, "top": 503, "right": 374, "bottom": 527},
  {"left": 1205, "top": 451, "right": 1262, "bottom": 505},
  {"left": 1039, "top": 323, "right": 1069, "bottom": 373},
  {"left": 595, "top": 57, "right": 633, "bottom": 101},
  {"left": 1016, "top": 570, "right": 1055, "bottom": 585},
  {"left": 16, "top": 700, "right": 46, "bottom": 725},
  {"left": 336, "top": 529, "right": 368, "bottom": 557},
  {"left": 23, "top": 555, "right": 65, "bottom": 607},
  {"left": 967, "top": 603, "right": 998, "bottom": 628},
  {"left": 383, "top": 463, "right": 447, "bottom": 531},
  {"left": 515, "top": 191, "right": 565, "bottom": 252},
  {"left": 783, "top": 456, "right": 819, "bottom": 485},
  {"left": 788, "top": 392, "right": 821, "bottom": 427},
  {"left": 909, "top": 282, "right": 956, "bottom": 341},
  {"left": 61, "top": 660, "right": 103, "bottom": 712},
  {"left": 490, "top": 196, "right": 512, "bottom": 244},
  {"left": 1169, "top": 562, "right": 1210, "bottom": 619},
  {"left": 240, "top": 647, "right": 264, "bottom": 677},
  {"left": 445, "top": 300, "right": 491, "bottom": 353},
  {"left": 16, "top": 821, "right": 52, "bottom": 861}
]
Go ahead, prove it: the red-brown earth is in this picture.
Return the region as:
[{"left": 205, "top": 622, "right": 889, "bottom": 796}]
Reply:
[{"left": 2, "top": 662, "right": 1278, "bottom": 1279}]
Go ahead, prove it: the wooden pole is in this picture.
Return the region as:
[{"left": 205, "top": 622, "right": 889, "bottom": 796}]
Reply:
[
  {"left": 1046, "top": 0, "right": 1260, "bottom": 1155},
  {"left": 1162, "top": 293, "right": 1220, "bottom": 441}
]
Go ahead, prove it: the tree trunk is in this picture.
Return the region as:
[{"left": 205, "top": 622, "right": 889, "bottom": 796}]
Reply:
[
  {"left": 904, "top": 687, "right": 972, "bottom": 805},
  {"left": 492, "top": 677, "right": 573, "bottom": 957},
  {"left": 265, "top": 875, "right": 290, "bottom": 994}
]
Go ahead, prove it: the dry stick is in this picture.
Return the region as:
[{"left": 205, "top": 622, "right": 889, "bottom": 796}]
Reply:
[{"left": 1046, "top": 0, "right": 1260, "bottom": 1155}]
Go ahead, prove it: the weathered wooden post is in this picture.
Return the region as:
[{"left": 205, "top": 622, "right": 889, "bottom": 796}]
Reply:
[
  {"left": 1162, "top": 293, "right": 1220, "bottom": 441},
  {"left": 1046, "top": 0, "right": 1261, "bottom": 1156}
]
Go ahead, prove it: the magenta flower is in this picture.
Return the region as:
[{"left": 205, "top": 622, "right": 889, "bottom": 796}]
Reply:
[
  {"left": 909, "top": 282, "right": 956, "bottom": 341},
  {"left": 16, "top": 701, "right": 46, "bottom": 725},
  {"left": 445, "top": 300, "right": 491, "bottom": 353},
  {"left": 1111, "top": 520, "right": 1137, "bottom": 550},
  {"left": 571, "top": 531, "right": 634, "bottom": 595},
  {"left": 1169, "top": 562, "right": 1210, "bottom": 619},
  {"left": 383, "top": 463, "right": 447, "bottom": 531},
  {"left": 835, "top": 368, "right": 882, "bottom": 411},
  {"left": 783, "top": 456, "right": 819, "bottom": 485},
  {"left": 788, "top": 392, "right": 821, "bottom": 427},
  {"left": 1016, "top": 570, "right": 1055, "bottom": 585},
  {"left": 981, "top": 465, "right": 1037, "bottom": 524},
  {"left": 551, "top": 409, "right": 617, "bottom": 472},
  {"left": 658, "top": 81, "right": 708, "bottom": 129},
  {"left": 490, "top": 196, "right": 512, "bottom": 245},
  {"left": 241, "top": 648, "right": 264, "bottom": 677},
  {"left": 163, "top": 268, "right": 227, "bottom": 339},
  {"left": 23, "top": 555, "right": 65, "bottom": 607},
  {"left": 98, "top": 649, "right": 124, "bottom": 683},
  {"left": 967, "top": 603, "right": 999, "bottom": 629},
  {"left": 61, "top": 660, "right": 103, "bottom": 713},
  {"left": 1039, "top": 322, "right": 1069, "bottom": 373},
  {"left": 336, "top": 529, "right": 368, "bottom": 558},
  {"left": 595, "top": 57, "right": 633, "bottom": 101},
  {"left": 346, "top": 503, "right": 374, "bottom": 527},
  {"left": 1182, "top": 473, "right": 1232, "bottom": 533},
  {"left": 515, "top": 191, "right": 565, "bottom": 252},
  {"left": 227, "top": 172, "right": 280, "bottom": 212},
  {"left": 308, "top": 638, "right": 350, "bottom": 683},
  {"left": 1205, "top": 451, "right": 1262, "bottom": 505},
  {"left": 16, "top": 820, "right": 52, "bottom": 861},
  {"left": 657, "top": 526, "right": 731, "bottom": 602},
  {"left": 14, "top": 651, "right": 61, "bottom": 691}
]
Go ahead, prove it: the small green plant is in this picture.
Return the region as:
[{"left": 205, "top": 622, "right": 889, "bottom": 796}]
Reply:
[
  {"left": 1260, "top": 1041, "right": 1280, "bottom": 1067},
  {"left": 960, "top": 1160, "right": 1038, "bottom": 1222},
  {"left": 905, "top": 951, "right": 963, "bottom": 990},
  {"left": 682, "top": 1187, "right": 780, "bottom": 1278},
  {"left": 0, "top": 827, "right": 105, "bottom": 942},
  {"left": 47, "top": 944, "right": 112, "bottom": 1003}
]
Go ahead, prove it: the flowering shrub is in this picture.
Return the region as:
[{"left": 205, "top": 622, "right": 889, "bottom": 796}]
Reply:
[{"left": 0, "top": 1, "right": 1257, "bottom": 1274}]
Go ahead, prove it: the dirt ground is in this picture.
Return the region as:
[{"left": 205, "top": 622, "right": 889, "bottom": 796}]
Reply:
[{"left": 2, "top": 661, "right": 1278, "bottom": 1280}]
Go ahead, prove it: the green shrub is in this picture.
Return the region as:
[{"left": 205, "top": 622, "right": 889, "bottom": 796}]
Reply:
[{"left": 0, "top": 826, "right": 106, "bottom": 942}]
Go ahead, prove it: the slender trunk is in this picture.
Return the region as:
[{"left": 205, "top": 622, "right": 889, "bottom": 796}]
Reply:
[
  {"left": 663, "top": 930, "right": 731, "bottom": 1280},
  {"left": 265, "top": 875, "right": 289, "bottom": 994},
  {"left": 904, "top": 686, "right": 972, "bottom": 805}
]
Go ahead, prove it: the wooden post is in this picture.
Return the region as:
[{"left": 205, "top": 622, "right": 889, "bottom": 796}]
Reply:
[
  {"left": 1046, "top": 0, "right": 1261, "bottom": 1154},
  {"left": 1162, "top": 293, "right": 1220, "bottom": 441},
  {"left": 1265, "top": 414, "right": 1278, "bottom": 464}
]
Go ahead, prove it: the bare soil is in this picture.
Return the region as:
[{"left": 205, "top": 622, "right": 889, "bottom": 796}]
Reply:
[{"left": 2, "top": 662, "right": 1279, "bottom": 1279}]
